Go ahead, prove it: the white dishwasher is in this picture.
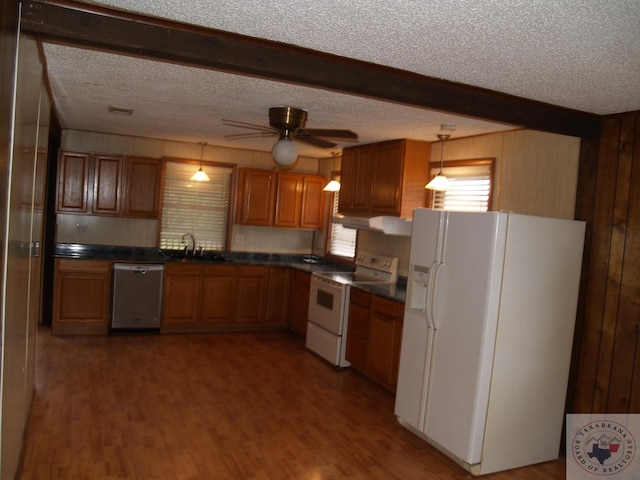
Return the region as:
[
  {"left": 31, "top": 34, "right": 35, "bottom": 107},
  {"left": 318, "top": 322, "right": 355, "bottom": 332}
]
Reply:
[{"left": 112, "top": 263, "right": 164, "bottom": 330}]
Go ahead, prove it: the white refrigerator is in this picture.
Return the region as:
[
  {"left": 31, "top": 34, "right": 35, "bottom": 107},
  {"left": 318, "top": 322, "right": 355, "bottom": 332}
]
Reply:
[{"left": 394, "top": 209, "right": 585, "bottom": 475}]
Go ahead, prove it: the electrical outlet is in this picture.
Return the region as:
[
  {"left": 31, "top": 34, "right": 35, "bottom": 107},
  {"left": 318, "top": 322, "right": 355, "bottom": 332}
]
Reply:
[
  {"left": 233, "top": 233, "right": 244, "bottom": 245},
  {"left": 75, "top": 223, "right": 88, "bottom": 234}
]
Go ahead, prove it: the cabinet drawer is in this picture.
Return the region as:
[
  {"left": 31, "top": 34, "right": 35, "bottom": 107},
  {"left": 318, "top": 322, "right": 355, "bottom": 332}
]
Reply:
[
  {"left": 56, "top": 258, "right": 110, "bottom": 273},
  {"left": 165, "top": 262, "right": 201, "bottom": 276},
  {"left": 202, "top": 264, "right": 236, "bottom": 276},
  {"left": 372, "top": 295, "right": 401, "bottom": 317},
  {"left": 237, "top": 265, "right": 266, "bottom": 277}
]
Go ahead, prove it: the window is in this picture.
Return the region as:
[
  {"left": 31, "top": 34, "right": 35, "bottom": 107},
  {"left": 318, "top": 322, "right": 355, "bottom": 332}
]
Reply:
[
  {"left": 327, "top": 185, "right": 356, "bottom": 259},
  {"left": 160, "top": 160, "right": 234, "bottom": 250},
  {"left": 429, "top": 159, "right": 494, "bottom": 212}
]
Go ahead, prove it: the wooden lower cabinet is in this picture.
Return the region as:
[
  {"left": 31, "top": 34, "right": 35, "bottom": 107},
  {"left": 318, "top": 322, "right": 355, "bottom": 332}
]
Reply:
[
  {"left": 162, "top": 263, "right": 201, "bottom": 328},
  {"left": 367, "top": 295, "right": 404, "bottom": 389},
  {"left": 346, "top": 287, "right": 404, "bottom": 392},
  {"left": 200, "top": 265, "right": 236, "bottom": 325},
  {"left": 162, "top": 263, "right": 289, "bottom": 332},
  {"left": 235, "top": 266, "right": 267, "bottom": 324},
  {"left": 345, "top": 288, "right": 371, "bottom": 371},
  {"left": 52, "top": 258, "right": 111, "bottom": 335},
  {"left": 288, "top": 270, "right": 311, "bottom": 337},
  {"left": 266, "top": 267, "right": 290, "bottom": 325}
]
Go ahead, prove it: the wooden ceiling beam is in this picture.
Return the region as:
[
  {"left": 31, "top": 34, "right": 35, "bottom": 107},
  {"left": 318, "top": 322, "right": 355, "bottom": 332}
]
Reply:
[{"left": 21, "top": 0, "right": 600, "bottom": 138}]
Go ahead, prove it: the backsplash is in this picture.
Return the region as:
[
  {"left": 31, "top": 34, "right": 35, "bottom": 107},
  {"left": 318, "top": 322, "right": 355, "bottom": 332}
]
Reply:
[
  {"left": 56, "top": 214, "right": 158, "bottom": 247},
  {"left": 357, "top": 230, "right": 411, "bottom": 277}
]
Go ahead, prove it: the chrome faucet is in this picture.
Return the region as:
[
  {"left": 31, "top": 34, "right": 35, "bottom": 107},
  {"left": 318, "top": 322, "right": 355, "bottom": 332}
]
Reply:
[{"left": 181, "top": 233, "right": 196, "bottom": 255}]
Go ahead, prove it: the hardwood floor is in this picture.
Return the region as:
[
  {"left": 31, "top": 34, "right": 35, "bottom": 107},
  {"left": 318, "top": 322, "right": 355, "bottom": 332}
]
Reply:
[{"left": 19, "top": 328, "right": 566, "bottom": 479}]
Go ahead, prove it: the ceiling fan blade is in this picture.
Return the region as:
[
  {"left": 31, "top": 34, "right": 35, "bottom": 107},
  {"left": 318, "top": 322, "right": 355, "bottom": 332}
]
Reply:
[
  {"left": 224, "top": 132, "right": 276, "bottom": 140},
  {"left": 295, "top": 134, "right": 337, "bottom": 149},
  {"left": 222, "top": 119, "right": 276, "bottom": 133},
  {"left": 303, "top": 128, "right": 359, "bottom": 141}
]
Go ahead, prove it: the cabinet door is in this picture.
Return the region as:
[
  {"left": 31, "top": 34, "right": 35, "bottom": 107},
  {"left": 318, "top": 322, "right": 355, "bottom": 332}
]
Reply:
[
  {"left": 346, "top": 288, "right": 372, "bottom": 371},
  {"left": 236, "top": 169, "right": 276, "bottom": 226},
  {"left": 370, "top": 140, "right": 404, "bottom": 215},
  {"left": 299, "top": 175, "right": 325, "bottom": 229},
  {"left": 57, "top": 151, "right": 91, "bottom": 213},
  {"left": 92, "top": 154, "right": 124, "bottom": 215},
  {"left": 274, "top": 173, "right": 302, "bottom": 227},
  {"left": 125, "top": 156, "right": 161, "bottom": 218},
  {"left": 265, "top": 266, "right": 290, "bottom": 325},
  {"left": 201, "top": 265, "right": 236, "bottom": 325},
  {"left": 52, "top": 259, "right": 110, "bottom": 335},
  {"left": 339, "top": 145, "right": 373, "bottom": 214},
  {"left": 162, "top": 264, "right": 201, "bottom": 326},
  {"left": 366, "top": 296, "right": 403, "bottom": 390},
  {"left": 288, "top": 270, "right": 311, "bottom": 336},
  {"left": 235, "top": 266, "right": 267, "bottom": 323}
]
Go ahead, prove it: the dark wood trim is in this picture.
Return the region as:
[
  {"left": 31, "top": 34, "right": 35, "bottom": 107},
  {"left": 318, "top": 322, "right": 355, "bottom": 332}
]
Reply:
[{"left": 21, "top": 0, "right": 600, "bottom": 138}]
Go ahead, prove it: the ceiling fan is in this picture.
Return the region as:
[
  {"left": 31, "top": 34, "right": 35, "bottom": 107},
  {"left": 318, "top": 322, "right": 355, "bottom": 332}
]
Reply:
[{"left": 223, "top": 107, "right": 359, "bottom": 168}]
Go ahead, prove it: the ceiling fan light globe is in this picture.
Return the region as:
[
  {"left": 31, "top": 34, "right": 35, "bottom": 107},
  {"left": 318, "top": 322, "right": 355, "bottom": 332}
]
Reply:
[
  {"left": 272, "top": 137, "right": 298, "bottom": 166},
  {"left": 425, "top": 174, "right": 450, "bottom": 191}
]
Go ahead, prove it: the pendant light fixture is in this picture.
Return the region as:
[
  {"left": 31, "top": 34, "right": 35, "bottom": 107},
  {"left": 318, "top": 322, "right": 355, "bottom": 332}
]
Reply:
[
  {"left": 323, "top": 152, "right": 341, "bottom": 192},
  {"left": 191, "top": 142, "right": 210, "bottom": 182},
  {"left": 426, "top": 133, "right": 451, "bottom": 191}
]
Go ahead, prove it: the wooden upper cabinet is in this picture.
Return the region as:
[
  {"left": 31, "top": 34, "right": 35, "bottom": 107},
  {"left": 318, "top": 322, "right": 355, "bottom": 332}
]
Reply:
[
  {"left": 236, "top": 168, "right": 276, "bottom": 226},
  {"left": 274, "top": 172, "right": 303, "bottom": 227},
  {"left": 339, "top": 139, "right": 430, "bottom": 218},
  {"left": 124, "top": 156, "right": 161, "bottom": 218},
  {"left": 236, "top": 168, "right": 324, "bottom": 229},
  {"left": 57, "top": 151, "right": 91, "bottom": 213},
  {"left": 299, "top": 175, "right": 324, "bottom": 229},
  {"left": 339, "top": 145, "right": 373, "bottom": 214},
  {"left": 370, "top": 141, "right": 404, "bottom": 214},
  {"left": 92, "top": 154, "right": 124, "bottom": 215},
  {"left": 56, "top": 150, "right": 162, "bottom": 218}
]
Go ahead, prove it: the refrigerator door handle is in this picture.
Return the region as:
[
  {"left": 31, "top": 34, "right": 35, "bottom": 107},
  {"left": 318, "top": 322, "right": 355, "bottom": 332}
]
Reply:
[{"left": 429, "top": 262, "right": 444, "bottom": 330}]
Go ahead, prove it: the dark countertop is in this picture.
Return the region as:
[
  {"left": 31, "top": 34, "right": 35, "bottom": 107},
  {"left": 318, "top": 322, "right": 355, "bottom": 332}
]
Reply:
[
  {"left": 53, "top": 243, "right": 405, "bottom": 303},
  {"left": 352, "top": 279, "right": 407, "bottom": 303},
  {"left": 53, "top": 243, "right": 355, "bottom": 272}
]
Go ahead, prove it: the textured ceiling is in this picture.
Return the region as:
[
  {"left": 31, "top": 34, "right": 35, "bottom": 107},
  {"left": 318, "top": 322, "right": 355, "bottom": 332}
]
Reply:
[{"left": 41, "top": 0, "right": 640, "bottom": 158}]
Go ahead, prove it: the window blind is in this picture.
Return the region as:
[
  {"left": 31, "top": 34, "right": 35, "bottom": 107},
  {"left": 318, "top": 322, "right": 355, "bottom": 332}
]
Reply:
[
  {"left": 160, "top": 161, "right": 232, "bottom": 250},
  {"left": 327, "top": 187, "right": 356, "bottom": 259},
  {"left": 431, "top": 163, "right": 492, "bottom": 212}
]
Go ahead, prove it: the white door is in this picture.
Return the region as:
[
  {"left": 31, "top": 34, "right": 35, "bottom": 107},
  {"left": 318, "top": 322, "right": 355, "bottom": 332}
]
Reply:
[
  {"left": 395, "top": 208, "right": 444, "bottom": 428},
  {"left": 423, "top": 211, "right": 508, "bottom": 465}
]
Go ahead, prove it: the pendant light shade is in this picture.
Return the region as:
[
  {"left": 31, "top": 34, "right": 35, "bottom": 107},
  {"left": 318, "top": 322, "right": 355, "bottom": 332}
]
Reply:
[
  {"left": 323, "top": 152, "right": 341, "bottom": 191},
  {"left": 426, "top": 133, "right": 451, "bottom": 191},
  {"left": 191, "top": 142, "right": 210, "bottom": 182},
  {"left": 323, "top": 180, "right": 341, "bottom": 192},
  {"left": 272, "top": 136, "right": 298, "bottom": 167}
]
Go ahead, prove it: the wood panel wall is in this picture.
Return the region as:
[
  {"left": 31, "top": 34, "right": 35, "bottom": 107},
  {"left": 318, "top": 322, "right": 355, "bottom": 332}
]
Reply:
[{"left": 570, "top": 111, "right": 640, "bottom": 413}]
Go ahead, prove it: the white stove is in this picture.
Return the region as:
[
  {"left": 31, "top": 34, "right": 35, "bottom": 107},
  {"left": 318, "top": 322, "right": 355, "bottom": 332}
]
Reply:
[{"left": 306, "top": 251, "right": 399, "bottom": 367}]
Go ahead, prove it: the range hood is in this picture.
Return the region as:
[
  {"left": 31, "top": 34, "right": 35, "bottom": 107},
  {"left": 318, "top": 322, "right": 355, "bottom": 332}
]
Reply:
[{"left": 333, "top": 214, "right": 413, "bottom": 236}]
